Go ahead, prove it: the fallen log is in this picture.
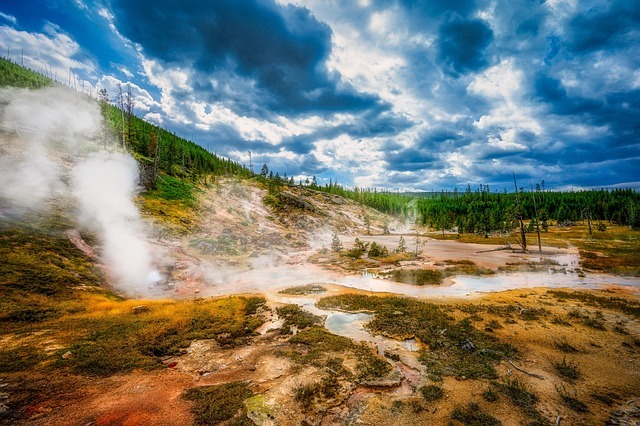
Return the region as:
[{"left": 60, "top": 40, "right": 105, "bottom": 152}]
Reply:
[{"left": 508, "top": 360, "right": 544, "bottom": 380}]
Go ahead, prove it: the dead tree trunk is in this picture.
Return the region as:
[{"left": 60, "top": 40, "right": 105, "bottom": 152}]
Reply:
[
  {"left": 513, "top": 173, "right": 527, "bottom": 252},
  {"left": 531, "top": 181, "right": 542, "bottom": 252}
]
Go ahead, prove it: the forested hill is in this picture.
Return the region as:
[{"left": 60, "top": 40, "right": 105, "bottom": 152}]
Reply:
[
  {"left": 0, "top": 57, "right": 251, "bottom": 185},
  {"left": 309, "top": 181, "right": 640, "bottom": 232}
]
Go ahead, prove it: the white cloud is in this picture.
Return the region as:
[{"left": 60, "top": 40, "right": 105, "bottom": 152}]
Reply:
[
  {"left": 96, "top": 75, "right": 161, "bottom": 114},
  {"left": 0, "top": 24, "right": 95, "bottom": 83},
  {"left": 0, "top": 12, "right": 17, "bottom": 24},
  {"left": 469, "top": 60, "right": 542, "bottom": 138}
]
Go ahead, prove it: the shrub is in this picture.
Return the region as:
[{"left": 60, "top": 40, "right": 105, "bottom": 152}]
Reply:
[
  {"left": 420, "top": 384, "right": 444, "bottom": 401},
  {"left": 554, "top": 357, "right": 580, "bottom": 380}
]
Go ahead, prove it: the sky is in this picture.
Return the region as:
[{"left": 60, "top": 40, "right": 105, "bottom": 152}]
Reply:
[{"left": 1, "top": 0, "right": 639, "bottom": 192}]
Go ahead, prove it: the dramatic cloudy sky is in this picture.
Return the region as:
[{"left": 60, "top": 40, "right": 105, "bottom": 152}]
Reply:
[{"left": 1, "top": 0, "right": 639, "bottom": 191}]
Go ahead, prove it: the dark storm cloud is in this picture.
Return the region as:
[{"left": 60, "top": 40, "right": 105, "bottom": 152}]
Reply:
[
  {"left": 534, "top": 73, "right": 639, "bottom": 150},
  {"left": 567, "top": 0, "right": 640, "bottom": 53},
  {"left": 385, "top": 148, "right": 440, "bottom": 172},
  {"left": 110, "top": 0, "right": 379, "bottom": 114},
  {"left": 437, "top": 18, "right": 494, "bottom": 75},
  {"left": 391, "top": 0, "right": 477, "bottom": 18}
]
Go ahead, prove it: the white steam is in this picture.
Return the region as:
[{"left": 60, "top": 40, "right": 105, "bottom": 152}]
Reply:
[
  {"left": 0, "top": 86, "right": 99, "bottom": 210},
  {"left": 0, "top": 86, "right": 161, "bottom": 293},
  {"left": 72, "top": 153, "right": 161, "bottom": 292}
]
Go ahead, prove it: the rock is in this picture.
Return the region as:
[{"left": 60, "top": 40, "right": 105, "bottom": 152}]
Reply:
[
  {"left": 461, "top": 339, "right": 476, "bottom": 351},
  {"left": 279, "top": 191, "right": 316, "bottom": 212},
  {"left": 132, "top": 305, "right": 150, "bottom": 314},
  {"left": 62, "top": 351, "right": 73, "bottom": 359}
]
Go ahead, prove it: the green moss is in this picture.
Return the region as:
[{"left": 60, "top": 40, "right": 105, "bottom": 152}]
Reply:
[
  {"left": 49, "top": 297, "right": 264, "bottom": 377},
  {"left": 318, "top": 295, "right": 517, "bottom": 380},
  {"left": 279, "top": 285, "right": 327, "bottom": 295},
  {"left": 0, "top": 346, "right": 48, "bottom": 373},
  {"left": 183, "top": 382, "right": 254, "bottom": 425},
  {"left": 244, "top": 394, "right": 273, "bottom": 417},
  {"left": 276, "top": 305, "right": 323, "bottom": 331}
]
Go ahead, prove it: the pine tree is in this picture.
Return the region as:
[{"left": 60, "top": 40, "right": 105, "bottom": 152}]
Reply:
[
  {"left": 331, "top": 233, "right": 343, "bottom": 252},
  {"left": 397, "top": 236, "right": 406, "bottom": 253}
]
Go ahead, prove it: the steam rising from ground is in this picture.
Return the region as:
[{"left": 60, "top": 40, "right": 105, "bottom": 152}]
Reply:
[
  {"left": 72, "top": 153, "right": 162, "bottom": 292},
  {"left": 0, "top": 86, "right": 161, "bottom": 293},
  {"left": 0, "top": 86, "right": 99, "bottom": 209}
]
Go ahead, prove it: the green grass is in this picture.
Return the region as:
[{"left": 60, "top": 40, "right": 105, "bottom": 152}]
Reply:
[
  {"left": 482, "top": 389, "right": 499, "bottom": 402},
  {"left": 0, "top": 226, "right": 103, "bottom": 325},
  {"left": 317, "top": 295, "right": 517, "bottom": 380},
  {"left": 293, "top": 382, "right": 317, "bottom": 411},
  {"left": 183, "top": 382, "right": 254, "bottom": 425},
  {"left": 444, "top": 263, "right": 495, "bottom": 277},
  {"left": 451, "top": 402, "right": 502, "bottom": 425},
  {"left": 278, "top": 285, "right": 327, "bottom": 295},
  {"left": 276, "top": 304, "right": 323, "bottom": 332},
  {"left": 292, "top": 375, "right": 341, "bottom": 412},
  {"left": 152, "top": 175, "right": 197, "bottom": 204},
  {"left": 280, "top": 326, "right": 390, "bottom": 381},
  {"left": 389, "top": 268, "right": 443, "bottom": 285},
  {"left": 0, "top": 346, "right": 48, "bottom": 373},
  {"left": 138, "top": 175, "right": 199, "bottom": 232}
]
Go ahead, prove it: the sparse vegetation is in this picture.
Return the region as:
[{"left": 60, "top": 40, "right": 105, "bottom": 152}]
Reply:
[
  {"left": 279, "top": 326, "right": 390, "bottom": 381},
  {"left": 554, "top": 357, "right": 580, "bottom": 380},
  {"left": 420, "top": 384, "right": 444, "bottom": 401},
  {"left": 554, "top": 340, "right": 579, "bottom": 353},
  {"left": 547, "top": 290, "right": 640, "bottom": 319},
  {"left": 451, "top": 402, "right": 501, "bottom": 425},
  {"left": 318, "top": 295, "right": 517, "bottom": 380},
  {"left": 276, "top": 304, "right": 323, "bottom": 332},
  {"left": 183, "top": 382, "right": 254, "bottom": 425},
  {"left": 557, "top": 385, "right": 589, "bottom": 413},
  {"left": 492, "top": 378, "right": 546, "bottom": 424},
  {"left": 279, "top": 284, "right": 327, "bottom": 295}
]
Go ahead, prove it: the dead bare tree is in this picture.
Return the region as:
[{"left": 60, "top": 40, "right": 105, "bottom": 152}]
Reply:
[
  {"left": 115, "top": 83, "right": 126, "bottom": 150},
  {"left": 123, "top": 84, "right": 135, "bottom": 150},
  {"left": 530, "top": 181, "right": 542, "bottom": 252},
  {"left": 513, "top": 173, "right": 527, "bottom": 252}
]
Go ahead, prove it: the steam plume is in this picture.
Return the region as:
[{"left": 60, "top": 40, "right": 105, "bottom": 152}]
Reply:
[
  {"left": 0, "top": 86, "right": 161, "bottom": 293},
  {"left": 72, "top": 152, "right": 161, "bottom": 292}
]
